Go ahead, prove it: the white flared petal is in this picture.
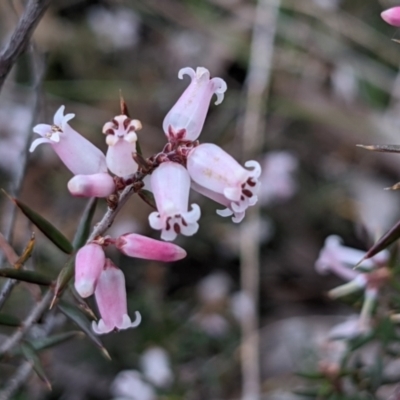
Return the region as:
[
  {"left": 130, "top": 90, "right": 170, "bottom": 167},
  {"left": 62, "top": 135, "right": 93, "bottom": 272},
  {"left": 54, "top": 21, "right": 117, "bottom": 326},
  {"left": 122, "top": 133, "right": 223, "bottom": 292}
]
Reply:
[
  {"left": 53, "top": 105, "right": 66, "bottom": 125},
  {"left": 178, "top": 67, "right": 195, "bottom": 79},
  {"left": 33, "top": 123, "right": 52, "bottom": 136},
  {"left": 216, "top": 208, "right": 233, "bottom": 217},
  {"left": 211, "top": 77, "right": 227, "bottom": 105},
  {"left": 119, "top": 311, "right": 142, "bottom": 330},
  {"left": 29, "top": 137, "right": 52, "bottom": 152},
  {"left": 161, "top": 228, "right": 178, "bottom": 242},
  {"left": 92, "top": 319, "right": 113, "bottom": 335},
  {"left": 245, "top": 160, "right": 262, "bottom": 178},
  {"left": 149, "top": 212, "right": 164, "bottom": 230}
]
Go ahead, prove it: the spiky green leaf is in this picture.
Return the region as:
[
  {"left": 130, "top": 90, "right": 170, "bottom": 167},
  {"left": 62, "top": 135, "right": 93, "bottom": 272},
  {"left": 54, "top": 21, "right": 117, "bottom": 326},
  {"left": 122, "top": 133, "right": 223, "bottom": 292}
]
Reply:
[
  {"left": 72, "top": 198, "right": 98, "bottom": 250},
  {"left": 3, "top": 192, "right": 73, "bottom": 254},
  {"left": 0, "top": 268, "right": 52, "bottom": 285},
  {"left": 20, "top": 342, "right": 51, "bottom": 389},
  {"left": 57, "top": 301, "right": 110, "bottom": 359}
]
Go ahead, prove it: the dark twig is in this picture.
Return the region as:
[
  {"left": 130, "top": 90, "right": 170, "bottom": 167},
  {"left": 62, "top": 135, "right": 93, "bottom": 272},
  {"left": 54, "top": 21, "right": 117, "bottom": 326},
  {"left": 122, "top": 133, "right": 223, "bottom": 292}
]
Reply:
[
  {"left": 0, "top": 0, "right": 51, "bottom": 91},
  {"left": 0, "top": 49, "right": 47, "bottom": 310},
  {"left": 0, "top": 290, "right": 53, "bottom": 356}
]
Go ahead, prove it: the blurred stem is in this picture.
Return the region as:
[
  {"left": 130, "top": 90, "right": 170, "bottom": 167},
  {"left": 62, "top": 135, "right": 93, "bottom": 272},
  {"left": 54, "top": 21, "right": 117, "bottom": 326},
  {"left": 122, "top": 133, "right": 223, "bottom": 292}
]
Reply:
[
  {"left": 0, "top": 0, "right": 51, "bottom": 91},
  {"left": 0, "top": 47, "right": 46, "bottom": 310},
  {"left": 0, "top": 361, "right": 32, "bottom": 400},
  {"left": 239, "top": 0, "right": 280, "bottom": 399},
  {"left": 0, "top": 290, "right": 53, "bottom": 356}
]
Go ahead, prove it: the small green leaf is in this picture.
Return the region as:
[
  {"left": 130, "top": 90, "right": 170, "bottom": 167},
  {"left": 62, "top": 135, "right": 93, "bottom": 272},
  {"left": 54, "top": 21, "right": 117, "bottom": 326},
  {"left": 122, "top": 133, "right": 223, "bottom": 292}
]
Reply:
[
  {"left": 3, "top": 191, "right": 73, "bottom": 254},
  {"left": 138, "top": 189, "right": 156, "bottom": 209},
  {"left": 58, "top": 301, "right": 110, "bottom": 359},
  {"left": 357, "top": 218, "right": 400, "bottom": 264},
  {"left": 29, "top": 331, "right": 84, "bottom": 352},
  {"left": 51, "top": 257, "right": 75, "bottom": 308},
  {"left": 72, "top": 198, "right": 98, "bottom": 250},
  {"left": 68, "top": 283, "right": 97, "bottom": 320},
  {"left": 0, "top": 268, "right": 52, "bottom": 285},
  {"left": 20, "top": 342, "right": 51, "bottom": 389},
  {"left": 0, "top": 313, "right": 21, "bottom": 327}
]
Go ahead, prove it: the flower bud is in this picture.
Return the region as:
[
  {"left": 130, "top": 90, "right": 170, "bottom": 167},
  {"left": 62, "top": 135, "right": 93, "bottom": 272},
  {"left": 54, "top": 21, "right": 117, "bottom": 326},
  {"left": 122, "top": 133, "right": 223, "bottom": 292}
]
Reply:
[
  {"left": 116, "top": 233, "right": 186, "bottom": 261},
  {"left": 381, "top": 7, "right": 400, "bottom": 26},
  {"left": 68, "top": 173, "right": 115, "bottom": 198},
  {"left": 163, "top": 67, "right": 227, "bottom": 141},
  {"left": 74, "top": 243, "right": 105, "bottom": 298}
]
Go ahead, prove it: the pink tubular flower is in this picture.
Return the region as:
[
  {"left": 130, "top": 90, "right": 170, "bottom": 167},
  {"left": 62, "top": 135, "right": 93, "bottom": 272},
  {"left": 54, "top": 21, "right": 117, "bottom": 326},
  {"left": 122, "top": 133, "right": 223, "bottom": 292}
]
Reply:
[
  {"left": 102, "top": 115, "right": 142, "bottom": 177},
  {"left": 92, "top": 259, "right": 141, "bottom": 335},
  {"left": 148, "top": 162, "right": 200, "bottom": 241},
  {"left": 75, "top": 243, "right": 105, "bottom": 298},
  {"left": 68, "top": 173, "right": 115, "bottom": 198},
  {"left": 116, "top": 233, "right": 187, "bottom": 261},
  {"left": 30, "top": 106, "right": 107, "bottom": 175},
  {"left": 162, "top": 67, "right": 227, "bottom": 141},
  {"left": 187, "top": 143, "right": 261, "bottom": 222},
  {"left": 381, "top": 7, "right": 400, "bottom": 26}
]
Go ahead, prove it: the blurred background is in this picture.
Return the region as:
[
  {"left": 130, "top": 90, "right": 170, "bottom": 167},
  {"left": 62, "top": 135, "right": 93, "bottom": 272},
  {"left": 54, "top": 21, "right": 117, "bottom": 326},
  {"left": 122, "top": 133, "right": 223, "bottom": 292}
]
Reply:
[{"left": 1, "top": 0, "right": 400, "bottom": 399}]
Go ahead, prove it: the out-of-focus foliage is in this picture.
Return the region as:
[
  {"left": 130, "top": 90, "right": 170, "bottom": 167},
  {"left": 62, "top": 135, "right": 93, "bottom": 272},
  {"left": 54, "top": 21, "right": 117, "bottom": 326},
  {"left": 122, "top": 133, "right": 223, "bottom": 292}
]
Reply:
[{"left": 3, "top": 0, "right": 400, "bottom": 399}]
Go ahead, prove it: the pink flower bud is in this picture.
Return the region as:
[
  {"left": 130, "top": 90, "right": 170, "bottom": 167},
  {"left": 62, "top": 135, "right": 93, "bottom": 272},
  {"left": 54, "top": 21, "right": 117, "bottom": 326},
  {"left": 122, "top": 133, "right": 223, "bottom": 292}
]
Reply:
[
  {"left": 163, "top": 67, "right": 227, "bottom": 141},
  {"left": 68, "top": 173, "right": 115, "bottom": 198},
  {"left": 187, "top": 143, "right": 261, "bottom": 222},
  {"left": 92, "top": 259, "right": 141, "bottom": 335},
  {"left": 116, "top": 233, "right": 187, "bottom": 261},
  {"left": 74, "top": 243, "right": 105, "bottom": 298},
  {"left": 30, "top": 106, "right": 107, "bottom": 175},
  {"left": 102, "top": 115, "right": 141, "bottom": 177},
  {"left": 149, "top": 162, "right": 200, "bottom": 241},
  {"left": 381, "top": 7, "right": 400, "bottom": 26}
]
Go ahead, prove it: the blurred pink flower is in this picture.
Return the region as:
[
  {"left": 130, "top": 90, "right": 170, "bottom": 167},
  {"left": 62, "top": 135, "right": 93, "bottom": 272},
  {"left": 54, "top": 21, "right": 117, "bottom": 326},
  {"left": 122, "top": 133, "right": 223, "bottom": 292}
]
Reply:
[
  {"left": 259, "top": 151, "right": 298, "bottom": 206},
  {"left": 111, "top": 370, "right": 155, "bottom": 400},
  {"left": 116, "top": 233, "right": 186, "bottom": 261},
  {"left": 187, "top": 143, "right": 261, "bottom": 221},
  {"left": 315, "top": 235, "right": 390, "bottom": 337},
  {"left": 315, "top": 235, "right": 388, "bottom": 280},
  {"left": 381, "top": 7, "right": 400, "bottom": 26},
  {"left": 68, "top": 173, "right": 115, "bottom": 198},
  {"left": 140, "top": 347, "right": 173, "bottom": 388},
  {"left": 92, "top": 259, "right": 141, "bottom": 335},
  {"left": 163, "top": 67, "right": 227, "bottom": 141},
  {"left": 103, "top": 115, "right": 141, "bottom": 177},
  {"left": 149, "top": 161, "right": 200, "bottom": 241},
  {"left": 30, "top": 106, "right": 107, "bottom": 175}
]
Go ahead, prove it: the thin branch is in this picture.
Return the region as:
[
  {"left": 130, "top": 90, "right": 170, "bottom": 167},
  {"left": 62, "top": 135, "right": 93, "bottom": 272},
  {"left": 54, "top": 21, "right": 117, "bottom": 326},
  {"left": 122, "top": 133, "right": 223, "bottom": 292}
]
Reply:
[
  {"left": 238, "top": 0, "right": 280, "bottom": 399},
  {"left": 0, "top": 290, "right": 53, "bottom": 356},
  {"left": 0, "top": 0, "right": 51, "bottom": 91},
  {"left": 0, "top": 361, "right": 33, "bottom": 400},
  {"left": 0, "top": 49, "right": 47, "bottom": 311}
]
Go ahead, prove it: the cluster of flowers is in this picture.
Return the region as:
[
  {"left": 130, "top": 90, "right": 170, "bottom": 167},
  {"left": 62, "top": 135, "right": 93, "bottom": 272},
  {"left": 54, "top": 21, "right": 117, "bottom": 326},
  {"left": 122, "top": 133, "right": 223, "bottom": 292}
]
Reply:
[
  {"left": 315, "top": 236, "right": 390, "bottom": 337},
  {"left": 30, "top": 67, "right": 262, "bottom": 334}
]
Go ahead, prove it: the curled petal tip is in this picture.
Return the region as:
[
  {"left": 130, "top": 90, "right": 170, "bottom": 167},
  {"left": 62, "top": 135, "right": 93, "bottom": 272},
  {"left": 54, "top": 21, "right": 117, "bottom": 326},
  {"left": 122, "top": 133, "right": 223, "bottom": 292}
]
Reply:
[
  {"left": 178, "top": 67, "right": 195, "bottom": 80},
  {"left": 29, "top": 138, "right": 51, "bottom": 152}
]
